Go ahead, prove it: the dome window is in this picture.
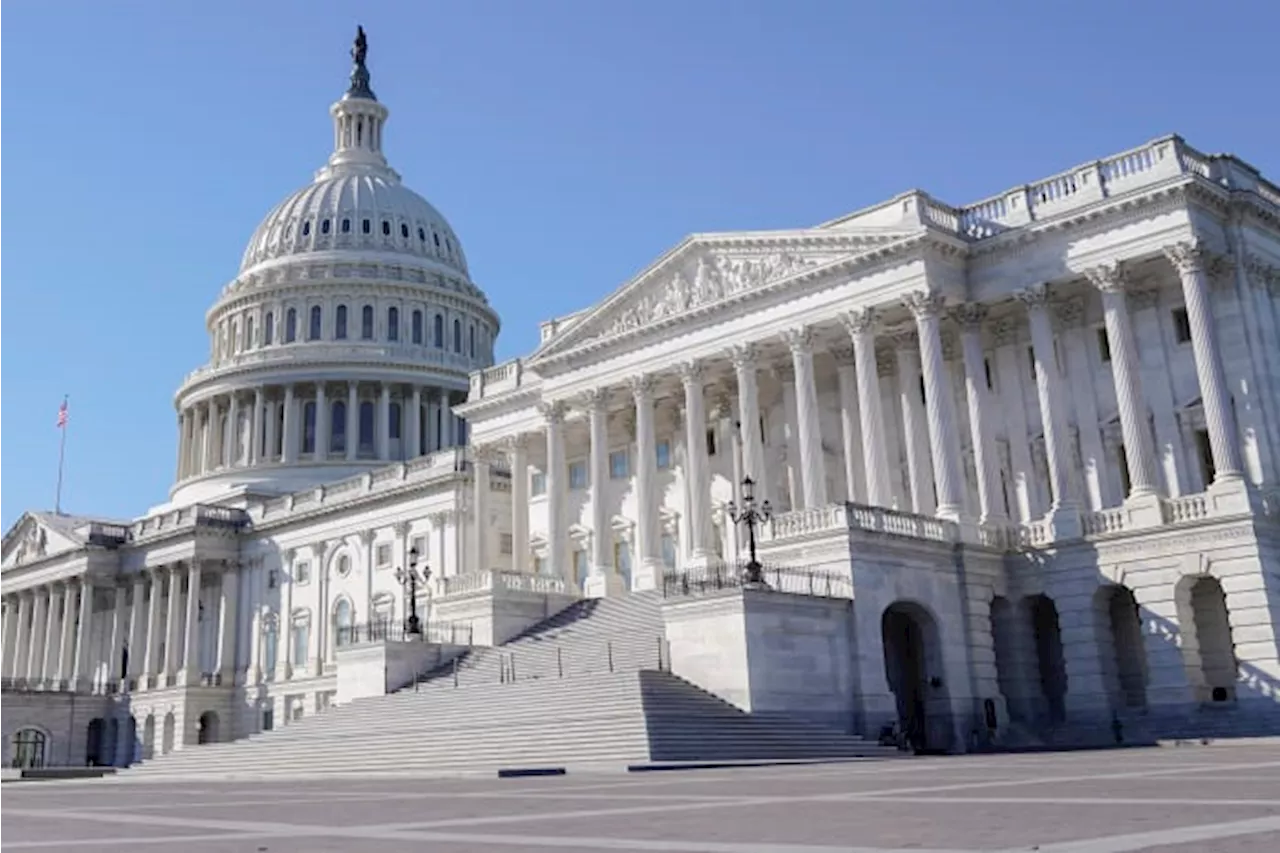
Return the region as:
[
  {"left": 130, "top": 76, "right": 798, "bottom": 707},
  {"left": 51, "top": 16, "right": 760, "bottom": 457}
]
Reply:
[
  {"left": 412, "top": 310, "right": 423, "bottom": 345},
  {"left": 453, "top": 318, "right": 462, "bottom": 354},
  {"left": 382, "top": 220, "right": 391, "bottom": 236},
  {"left": 341, "top": 218, "right": 351, "bottom": 234},
  {"left": 302, "top": 220, "right": 311, "bottom": 237},
  {"left": 335, "top": 305, "right": 348, "bottom": 340},
  {"left": 362, "top": 219, "right": 371, "bottom": 235},
  {"left": 400, "top": 223, "right": 409, "bottom": 239},
  {"left": 387, "top": 307, "right": 399, "bottom": 342},
  {"left": 361, "top": 305, "right": 374, "bottom": 340},
  {"left": 322, "top": 218, "right": 332, "bottom": 235},
  {"left": 433, "top": 232, "right": 441, "bottom": 248},
  {"left": 285, "top": 308, "right": 298, "bottom": 343},
  {"left": 264, "top": 312, "right": 275, "bottom": 345},
  {"left": 433, "top": 314, "right": 444, "bottom": 349},
  {"left": 309, "top": 306, "right": 323, "bottom": 341},
  {"left": 418, "top": 227, "right": 426, "bottom": 242}
]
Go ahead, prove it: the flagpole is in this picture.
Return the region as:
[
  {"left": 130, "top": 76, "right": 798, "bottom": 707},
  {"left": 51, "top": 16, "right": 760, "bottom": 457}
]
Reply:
[{"left": 55, "top": 395, "right": 69, "bottom": 516}]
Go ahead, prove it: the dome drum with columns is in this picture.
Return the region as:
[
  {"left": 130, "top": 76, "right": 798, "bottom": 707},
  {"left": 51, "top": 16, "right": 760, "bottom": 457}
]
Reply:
[{"left": 170, "top": 38, "right": 497, "bottom": 506}]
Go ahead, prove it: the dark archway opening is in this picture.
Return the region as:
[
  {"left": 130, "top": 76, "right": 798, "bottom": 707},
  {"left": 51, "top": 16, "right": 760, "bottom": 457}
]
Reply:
[
  {"left": 197, "top": 711, "right": 220, "bottom": 745},
  {"left": 85, "top": 718, "right": 105, "bottom": 766},
  {"left": 1098, "top": 584, "right": 1149, "bottom": 711},
  {"left": 1028, "top": 594, "right": 1068, "bottom": 724},
  {"left": 882, "top": 601, "right": 952, "bottom": 753}
]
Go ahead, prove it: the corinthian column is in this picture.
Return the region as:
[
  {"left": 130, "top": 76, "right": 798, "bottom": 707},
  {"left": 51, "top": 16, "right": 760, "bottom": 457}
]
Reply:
[
  {"left": 893, "top": 331, "right": 935, "bottom": 515},
  {"left": 954, "top": 304, "right": 1004, "bottom": 523},
  {"left": 783, "top": 327, "right": 829, "bottom": 508},
  {"left": 1085, "top": 264, "right": 1160, "bottom": 499},
  {"left": 315, "top": 383, "right": 329, "bottom": 460},
  {"left": 841, "top": 308, "right": 894, "bottom": 508},
  {"left": 1018, "top": 284, "right": 1080, "bottom": 537},
  {"left": 903, "top": 291, "right": 965, "bottom": 521},
  {"left": 506, "top": 435, "right": 530, "bottom": 573},
  {"left": 538, "top": 401, "right": 569, "bottom": 581},
  {"left": 582, "top": 390, "right": 618, "bottom": 596},
  {"left": 678, "top": 361, "right": 715, "bottom": 561},
  {"left": 1164, "top": 240, "right": 1244, "bottom": 483},
  {"left": 471, "top": 446, "right": 492, "bottom": 574},
  {"left": 730, "top": 344, "right": 768, "bottom": 504},
  {"left": 629, "top": 375, "right": 662, "bottom": 590},
  {"left": 833, "top": 347, "right": 865, "bottom": 503}
]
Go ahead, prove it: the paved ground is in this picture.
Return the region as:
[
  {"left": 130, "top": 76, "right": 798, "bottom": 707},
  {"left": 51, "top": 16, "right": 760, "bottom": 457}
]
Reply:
[{"left": 4, "top": 746, "right": 1280, "bottom": 852}]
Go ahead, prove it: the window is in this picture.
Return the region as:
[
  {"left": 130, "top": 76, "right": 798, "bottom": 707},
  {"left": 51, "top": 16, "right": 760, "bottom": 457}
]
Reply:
[
  {"left": 321, "top": 218, "right": 331, "bottom": 235},
  {"left": 572, "top": 550, "right": 587, "bottom": 589},
  {"left": 11, "top": 728, "right": 47, "bottom": 770},
  {"left": 531, "top": 471, "right": 546, "bottom": 496},
  {"left": 400, "top": 223, "right": 409, "bottom": 239},
  {"left": 389, "top": 402, "right": 402, "bottom": 440},
  {"left": 285, "top": 308, "right": 297, "bottom": 343},
  {"left": 358, "top": 401, "right": 375, "bottom": 455},
  {"left": 335, "top": 305, "right": 348, "bottom": 339},
  {"left": 361, "top": 218, "right": 371, "bottom": 234},
  {"left": 331, "top": 400, "right": 346, "bottom": 453},
  {"left": 1172, "top": 307, "right": 1192, "bottom": 344},
  {"left": 1194, "top": 428, "right": 1215, "bottom": 486},
  {"left": 382, "top": 220, "right": 391, "bottom": 236},
  {"left": 453, "top": 319, "right": 462, "bottom": 353},
  {"left": 412, "top": 310, "right": 423, "bottom": 344},
  {"left": 361, "top": 305, "right": 374, "bottom": 340},
  {"left": 1097, "top": 327, "right": 1112, "bottom": 363},
  {"left": 984, "top": 357, "right": 994, "bottom": 390},
  {"left": 336, "top": 555, "right": 352, "bottom": 578},
  {"left": 341, "top": 218, "right": 351, "bottom": 233},
  {"left": 246, "top": 316, "right": 255, "bottom": 348},
  {"left": 376, "top": 543, "right": 392, "bottom": 568},
  {"left": 302, "top": 220, "right": 311, "bottom": 237},
  {"left": 333, "top": 598, "right": 353, "bottom": 646},
  {"left": 418, "top": 227, "right": 426, "bottom": 242},
  {"left": 387, "top": 307, "right": 399, "bottom": 341},
  {"left": 263, "top": 623, "right": 278, "bottom": 676},
  {"left": 500, "top": 533, "right": 513, "bottom": 555},
  {"left": 433, "top": 232, "right": 441, "bottom": 248},
  {"left": 264, "top": 313, "right": 275, "bottom": 347},
  {"left": 569, "top": 460, "right": 588, "bottom": 490},
  {"left": 433, "top": 314, "right": 444, "bottom": 348},
  {"left": 1117, "top": 443, "right": 1132, "bottom": 498},
  {"left": 609, "top": 449, "right": 630, "bottom": 479},
  {"left": 309, "top": 306, "right": 322, "bottom": 340},
  {"left": 1027, "top": 346, "right": 1037, "bottom": 381},
  {"left": 660, "top": 533, "right": 677, "bottom": 568},
  {"left": 291, "top": 618, "right": 309, "bottom": 666},
  {"left": 469, "top": 324, "right": 476, "bottom": 358},
  {"left": 918, "top": 375, "right": 926, "bottom": 405},
  {"left": 656, "top": 440, "right": 672, "bottom": 470},
  {"left": 267, "top": 569, "right": 278, "bottom": 590},
  {"left": 302, "top": 401, "right": 316, "bottom": 454},
  {"left": 411, "top": 535, "right": 427, "bottom": 558}
]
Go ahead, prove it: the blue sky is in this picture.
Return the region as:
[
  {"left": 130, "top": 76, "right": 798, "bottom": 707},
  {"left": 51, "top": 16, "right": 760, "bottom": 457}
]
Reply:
[{"left": 3, "top": 0, "right": 1276, "bottom": 531}]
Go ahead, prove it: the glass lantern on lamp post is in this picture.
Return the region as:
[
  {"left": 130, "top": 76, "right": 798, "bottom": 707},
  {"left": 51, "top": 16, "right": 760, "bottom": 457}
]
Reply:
[
  {"left": 395, "top": 547, "right": 430, "bottom": 636},
  {"left": 726, "top": 476, "right": 772, "bottom": 587}
]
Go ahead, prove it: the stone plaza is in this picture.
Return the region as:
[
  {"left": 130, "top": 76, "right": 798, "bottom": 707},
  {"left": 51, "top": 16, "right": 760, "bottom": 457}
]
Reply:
[{"left": 3, "top": 745, "right": 1280, "bottom": 852}]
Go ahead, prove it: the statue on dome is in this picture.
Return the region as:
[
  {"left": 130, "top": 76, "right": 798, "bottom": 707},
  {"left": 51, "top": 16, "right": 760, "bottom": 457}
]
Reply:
[{"left": 352, "top": 25, "right": 368, "bottom": 67}]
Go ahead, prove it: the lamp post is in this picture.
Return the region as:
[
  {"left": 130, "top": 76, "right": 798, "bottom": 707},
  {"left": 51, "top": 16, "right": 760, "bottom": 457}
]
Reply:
[
  {"left": 395, "top": 547, "right": 430, "bottom": 636},
  {"left": 726, "top": 476, "right": 772, "bottom": 586}
]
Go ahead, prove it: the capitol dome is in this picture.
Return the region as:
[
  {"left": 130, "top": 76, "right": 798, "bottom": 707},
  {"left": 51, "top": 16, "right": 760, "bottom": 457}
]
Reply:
[{"left": 169, "top": 29, "right": 498, "bottom": 507}]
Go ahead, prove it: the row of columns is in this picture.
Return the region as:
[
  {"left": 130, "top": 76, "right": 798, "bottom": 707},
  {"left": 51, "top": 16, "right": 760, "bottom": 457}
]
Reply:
[
  {"left": 483, "top": 238, "right": 1246, "bottom": 581},
  {"left": 177, "top": 383, "right": 465, "bottom": 480},
  {"left": 1, "top": 562, "right": 239, "bottom": 692}
]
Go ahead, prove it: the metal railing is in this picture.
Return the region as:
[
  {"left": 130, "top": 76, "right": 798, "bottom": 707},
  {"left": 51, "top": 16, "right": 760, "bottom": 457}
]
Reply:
[
  {"left": 335, "top": 619, "right": 474, "bottom": 647},
  {"left": 660, "top": 561, "right": 853, "bottom": 600}
]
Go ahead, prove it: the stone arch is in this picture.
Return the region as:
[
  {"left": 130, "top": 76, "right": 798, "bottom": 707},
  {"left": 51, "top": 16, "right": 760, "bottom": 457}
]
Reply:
[
  {"left": 86, "top": 718, "right": 106, "bottom": 766},
  {"left": 1024, "top": 594, "right": 1068, "bottom": 724},
  {"left": 142, "top": 714, "right": 157, "bottom": 759},
  {"left": 881, "top": 600, "right": 953, "bottom": 752},
  {"left": 1175, "top": 573, "right": 1238, "bottom": 703},
  {"left": 989, "top": 595, "right": 1024, "bottom": 722},
  {"left": 103, "top": 718, "right": 119, "bottom": 767},
  {"left": 10, "top": 726, "right": 49, "bottom": 769},
  {"left": 161, "top": 711, "right": 176, "bottom": 755},
  {"left": 332, "top": 595, "right": 355, "bottom": 648},
  {"left": 197, "top": 711, "right": 220, "bottom": 745},
  {"left": 1095, "top": 584, "right": 1149, "bottom": 711}
]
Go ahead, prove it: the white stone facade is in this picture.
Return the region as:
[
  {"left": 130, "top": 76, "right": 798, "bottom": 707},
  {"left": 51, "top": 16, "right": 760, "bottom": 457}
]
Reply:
[{"left": 3, "top": 35, "right": 1280, "bottom": 767}]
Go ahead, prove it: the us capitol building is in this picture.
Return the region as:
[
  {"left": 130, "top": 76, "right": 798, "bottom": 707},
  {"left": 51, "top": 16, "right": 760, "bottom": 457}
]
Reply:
[{"left": 3, "top": 32, "right": 1279, "bottom": 769}]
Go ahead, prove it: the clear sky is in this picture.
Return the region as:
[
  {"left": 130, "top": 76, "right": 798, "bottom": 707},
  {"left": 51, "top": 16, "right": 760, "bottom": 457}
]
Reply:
[{"left": 2, "top": 0, "right": 1276, "bottom": 531}]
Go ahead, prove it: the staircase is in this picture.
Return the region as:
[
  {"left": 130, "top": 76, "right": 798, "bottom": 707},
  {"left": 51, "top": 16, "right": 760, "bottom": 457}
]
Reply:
[{"left": 121, "top": 593, "right": 902, "bottom": 779}]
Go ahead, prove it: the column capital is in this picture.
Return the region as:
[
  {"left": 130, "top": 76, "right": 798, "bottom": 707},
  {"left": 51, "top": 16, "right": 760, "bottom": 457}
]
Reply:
[
  {"left": 728, "top": 343, "right": 757, "bottom": 371},
  {"left": 1015, "top": 283, "right": 1052, "bottom": 311},
  {"left": 890, "top": 328, "right": 919, "bottom": 350},
  {"left": 951, "top": 302, "right": 989, "bottom": 330},
  {"left": 309, "top": 540, "right": 327, "bottom": 560},
  {"left": 500, "top": 432, "right": 531, "bottom": 454},
  {"left": 537, "top": 399, "right": 568, "bottom": 424},
  {"left": 831, "top": 344, "right": 856, "bottom": 366},
  {"left": 626, "top": 374, "right": 656, "bottom": 402},
  {"left": 579, "top": 388, "right": 609, "bottom": 414},
  {"left": 781, "top": 326, "right": 815, "bottom": 355},
  {"left": 839, "top": 306, "right": 877, "bottom": 336},
  {"left": 902, "top": 290, "right": 947, "bottom": 320},
  {"left": 393, "top": 520, "right": 412, "bottom": 538},
  {"left": 471, "top": 444, "right": 502, "bottom": 466},
  {"left": 359, "top": 528, "right": 376, "bottom": 546},
  {"left": 282, "top": 548, "right": 296, "bottom": 563},
  {"left": 1163, "top": 238, "right": 1210, "bottom": 274},
  {"left": 1084, "top": 262, "right": 1127, "bottom": 294},
  {"left": 677, "top": 359, "right": 705, "bottom": 386}
]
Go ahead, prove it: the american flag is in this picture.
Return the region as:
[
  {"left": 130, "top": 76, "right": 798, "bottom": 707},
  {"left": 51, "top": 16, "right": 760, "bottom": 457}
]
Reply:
[{"left": 57, "top": 398, "right": 69, "bottom": 429}]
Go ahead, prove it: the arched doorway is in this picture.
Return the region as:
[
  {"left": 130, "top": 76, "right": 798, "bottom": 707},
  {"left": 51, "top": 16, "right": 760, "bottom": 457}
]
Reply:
[
  {"left": 161, "top": 712, "right": 176, "bottom": 754},
  {"left": 103, "top": 719, "right": 119, "bottom": 767},
  {"left": 11, "top": 728, "right": 47, "bottom": 769},
  {"left": 1097, "top": 585, "right": 1148, "bottom": 711},
  {"left": 86, "top": 718, "right": 105, "bottom": 766},
  {"left": 1027, "top": 595, "right": 1067, "bottom": 723},
  {"left": 881, "top": 601, "right": 952, "bottom": 752},
  {"left": 142, "top": 715, "right": 156, "bottom": 759},
  {"left": 197, "top": 711, "right": 220, "bottom": 745},
  {"left": 333, "top": 598, "right": 354, "bottom": 649},
  {"left": 989, "top": 596, "right": 1022, "bottom": 722},
  {"left": 1184, "top": 575, "right": 1237, "bottom": 703},
  {"left": 123, "top": 716, "right": 139, "bottom": 766}
]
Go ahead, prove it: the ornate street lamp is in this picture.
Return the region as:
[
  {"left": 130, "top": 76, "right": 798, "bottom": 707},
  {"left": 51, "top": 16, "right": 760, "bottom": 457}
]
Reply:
[
  {"left": 395, "top": 547, "right": 430, "bottom": 636},
  {"left": 726, "top": 476, "right": 772, "bottom": 586}
]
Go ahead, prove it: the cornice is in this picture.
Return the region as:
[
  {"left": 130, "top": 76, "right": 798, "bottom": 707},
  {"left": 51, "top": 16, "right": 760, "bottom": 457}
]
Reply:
[{"left": 176, "top": 356, "right": 473, "bottom": 404}]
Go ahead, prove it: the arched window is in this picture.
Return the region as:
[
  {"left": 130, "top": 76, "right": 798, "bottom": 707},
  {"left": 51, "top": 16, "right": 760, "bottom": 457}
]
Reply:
[
  {"left": 412, "top": 310, "right": 423, "bottom": 345},
  {"left": 469, "top": 323, "right": 476, "bottom": 358},
  {"left": 358, "top": 401, "right": 375, "bottom": 456},
  {"left": 389, "top": 402, "right": 402, "bottom": 440},
  {"left": 330, "top": 400, "right": 346, "bottom": 454},
  {"left": 262, "top": 616, "right": 278, "bottom": 678},
  {"left": 245, "top": 316, "right": 255, "bottom": 348},
  {"left": 321, "top": 218, "right": 331, "bottom": 235},
  {"left": 285, "top": 308, "right": 297, "bottom": 343},
  {"left": 341, "top": 218, "right": 351, "bottom": 234},
  {"left": 335, "top": 305, "right": 348, "bottom": 339},
  {"left": 302, "top": 401, "right": 316, "bottom": 454},
  {"left": 302, "top": 220, "right": 311, "bottom": 237},
  {"left": 418, "top": 227, "right": 426, "bottom": 242},
  {"left": 290, "top": 611, "right": 310, "bottom": 667},
  {"left": 453, "top": 319, "right": 462, "bottom": 353},
  {"left": 433, "top": 314, "right": 444, "bottom": 348},
  {"left": 11, "top": 728, "right": 47, "bottom": 769},
  {"left": 264, "top": 312, "right": 274, "bottom": 345},
  {"left": 309, "top": 305, "right": 322, "bottom": 341},
  {"left": 334, "top": 598, "right": 354, "bottom": 647},
  {"left": 400, "top": 223, "right": 409, "bottom": 239},
  {"left": 361, "top": 305, "right": 374, "bottom": 340},
  {"left": 361, "top": 218, "right": 371, "bottom": 235},
  {"left": 381, "top": 220, "right": 391, "bottom": 236},
  {"left": 387, "top": 307, "right": 399, "bottom": 342}
]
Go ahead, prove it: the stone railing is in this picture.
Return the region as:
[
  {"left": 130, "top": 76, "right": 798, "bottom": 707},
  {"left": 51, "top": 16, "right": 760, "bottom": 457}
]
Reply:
[
  {"left": 845, "top": 503, "right": 956, "bottom": 543},
  {"left": 131, "top": 504, "right": 251, "bottom": 541},
  {"left": 1161, "top": 493, "right": 1209, "bottom": 524},
  {"left": 763, "top": 504, "right": 849, "bottom": 539},
  {"left": 1082, "top": 506, "right": 1129, "bottom": 536},
  {"left": 437, "top": 568, "right": 568, "bottom": 598},
  {"left": 469, "top": 358, "right": 528, "bottom": 398},
  {"left": 1018, "top": 520, "right": 1051, "bottom": 548}
]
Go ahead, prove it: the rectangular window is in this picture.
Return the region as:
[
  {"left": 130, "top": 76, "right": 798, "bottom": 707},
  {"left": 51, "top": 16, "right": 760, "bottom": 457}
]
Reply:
[
  {"left": 660, "top": 533, "right": 677, "bottom": 568},
  {"left": 1117, "top": 443, "right": 1132, "bottom": 498},
  {"left": 609, "top": 449, "right": 630, "bottom": 479},
  {"left": 656, "top": 440, "right": 672, "bottom": 470},
  {"left": 568, "top": 460, "right": 588, "bottom": 490},
  {"left": 1172, "top": 307, "right": 1192, "bottom": 344},
  {"left": 410, "top": 535, "right": 427, "bottom": 558},
  {"left": 293, "top": 561, "right": 310, "bottom": 584},
  {"left": 375, "top": 543, "right": 392, "bottom": 568},
  {"left": 500, "top": 533, "right": 513, "bottom": 555},
  {"left": 291, "top": 624, "right": 309, "bottom": 666},
  {"left": 1097, "top": 327, "right": 1112, "bottom": 363},
  {"left": 531, "top": 471, "right": 546, "bottom": 497},
  {"left": 705, "top": 427, "right": 717, "bottom": 456},
  {"left": 1194, "top": 428, "right": 1215, "bottom": 486},
  {"left": 984, "top": 357, "right": 994, "bottom": 391}
]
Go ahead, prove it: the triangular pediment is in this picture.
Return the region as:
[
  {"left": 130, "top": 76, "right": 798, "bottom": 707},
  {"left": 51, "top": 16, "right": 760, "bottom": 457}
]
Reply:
[
  {"left": 529, "top": 228, "right": 913, "bottom": 363},
  {"left": 1, "top": 512, "right": 85, "bottom": 571}
]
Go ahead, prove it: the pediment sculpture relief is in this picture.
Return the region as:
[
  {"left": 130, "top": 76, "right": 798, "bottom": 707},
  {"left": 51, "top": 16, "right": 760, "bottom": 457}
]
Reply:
[
  {"left": 13, "top": 523, "right": 48, "bottom": 565},
  {"left": 595, "top": 251, "right": 838, "bottom": 341}
]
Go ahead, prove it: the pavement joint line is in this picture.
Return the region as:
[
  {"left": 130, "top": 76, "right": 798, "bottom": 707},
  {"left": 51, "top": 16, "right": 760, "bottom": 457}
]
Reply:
[
  {"left": 853, "top": 795, "right": 1280, "bottom": 806},
  {"left": 994, "top": 814, "right": 1280, "bottom": 853},
  {"left": 0, "top": 832, "right": 289, "bottom": 850}
]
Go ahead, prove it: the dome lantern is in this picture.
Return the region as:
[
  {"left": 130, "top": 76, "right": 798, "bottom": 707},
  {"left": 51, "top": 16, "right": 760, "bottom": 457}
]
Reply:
[{"left": 319, "top": 26, "right": 394, "bottom": 182}]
